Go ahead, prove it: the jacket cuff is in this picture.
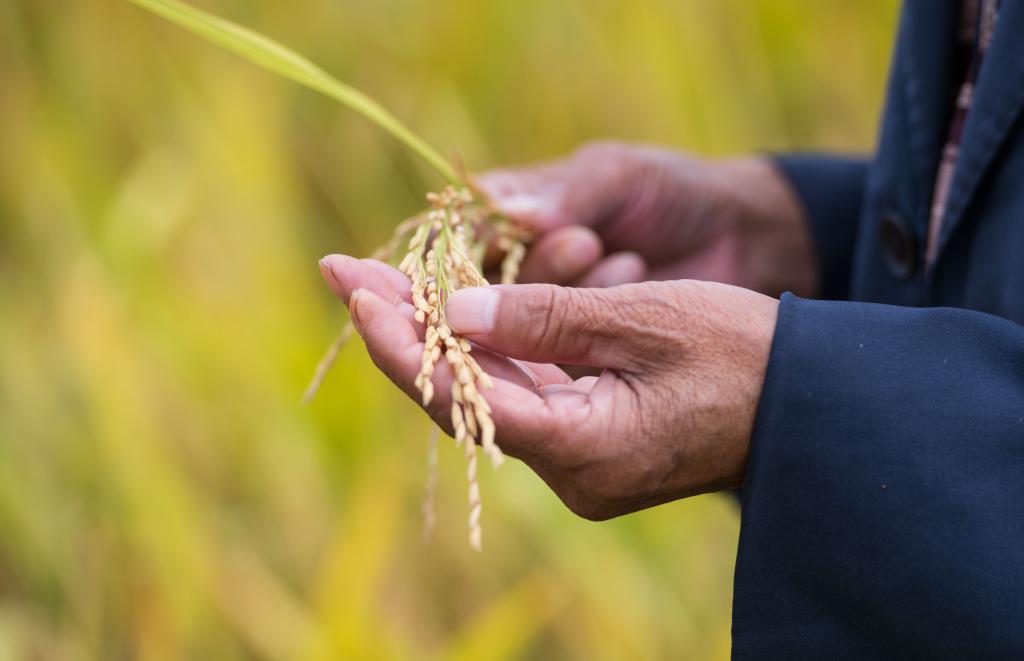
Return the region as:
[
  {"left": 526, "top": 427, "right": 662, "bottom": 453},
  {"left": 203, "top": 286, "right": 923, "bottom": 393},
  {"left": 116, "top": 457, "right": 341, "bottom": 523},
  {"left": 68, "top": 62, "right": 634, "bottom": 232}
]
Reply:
[
  {"left": 772, "top": 154, "right": 868, "bottom": 300},
  {"left": 734, "top": 293, "right": 1024, "bottom": 656}
]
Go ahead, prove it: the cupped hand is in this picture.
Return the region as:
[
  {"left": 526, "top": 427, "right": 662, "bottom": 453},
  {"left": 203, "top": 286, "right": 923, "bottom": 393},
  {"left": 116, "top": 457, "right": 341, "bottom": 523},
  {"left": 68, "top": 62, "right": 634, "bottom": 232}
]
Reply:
[
  {"left": 321, "top": 254, "right": 778, "bottom": 520},
  {"left": 478, "top": 142, "right": 817, "bottom": 297}
]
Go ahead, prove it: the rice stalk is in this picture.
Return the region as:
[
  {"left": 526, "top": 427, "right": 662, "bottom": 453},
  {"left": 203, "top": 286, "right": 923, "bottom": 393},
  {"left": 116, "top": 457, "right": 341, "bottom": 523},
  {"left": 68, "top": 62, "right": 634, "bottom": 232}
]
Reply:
[
  {"left": 302, "top": 323, "right": 354, "bottom": 404},
  {"left": 129, "top": 0, "right": 460, "bottom": 183}
]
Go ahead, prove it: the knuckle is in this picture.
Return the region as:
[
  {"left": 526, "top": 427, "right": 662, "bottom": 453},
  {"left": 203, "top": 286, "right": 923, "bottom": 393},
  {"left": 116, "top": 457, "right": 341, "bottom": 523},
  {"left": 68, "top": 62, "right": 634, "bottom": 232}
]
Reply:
[
  {"left": 525, "top": 285, "right": 572, "bottom": 353},
  {"left": 520, "top": 286, "right": 561, "bottom": 349},
  {"left": 573, "top": 140, "right": 625, "bottom": 160},
  {"left": 540, "top": 285, "right": 564, "bottom": 341},
  {"left": 573, "top": 142, "right": 631, "bottom": 190},
  {"left": 561, "top": 288, "right": 612, "bottom": 360}
]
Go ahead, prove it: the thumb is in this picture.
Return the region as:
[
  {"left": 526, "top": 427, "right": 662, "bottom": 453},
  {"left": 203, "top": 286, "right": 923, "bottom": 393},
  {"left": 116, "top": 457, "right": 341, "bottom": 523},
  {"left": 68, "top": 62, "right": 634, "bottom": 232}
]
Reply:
[{"left": 444, "top": 284, "right": 647, "bottom": 368}]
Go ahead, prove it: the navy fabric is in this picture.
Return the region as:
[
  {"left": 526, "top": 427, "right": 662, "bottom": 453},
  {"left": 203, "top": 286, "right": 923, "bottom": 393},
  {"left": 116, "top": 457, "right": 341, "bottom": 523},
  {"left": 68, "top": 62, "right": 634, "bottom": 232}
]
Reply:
[
  {"left": 774, "top": 155, "right": 868, "bottom": 301},
  {"left": 734, "top": 0, "right": 1024, "bottom": 657}
]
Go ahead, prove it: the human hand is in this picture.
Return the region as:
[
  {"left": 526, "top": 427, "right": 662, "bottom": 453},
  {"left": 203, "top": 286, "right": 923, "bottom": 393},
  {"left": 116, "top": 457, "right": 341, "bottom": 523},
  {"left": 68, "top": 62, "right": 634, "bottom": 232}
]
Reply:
[
  {"left": 320, "top": 255, "right": 778, "bottom": 520},
  {"left": 478, "top": 142, "right": 817, "bottom": 297}
]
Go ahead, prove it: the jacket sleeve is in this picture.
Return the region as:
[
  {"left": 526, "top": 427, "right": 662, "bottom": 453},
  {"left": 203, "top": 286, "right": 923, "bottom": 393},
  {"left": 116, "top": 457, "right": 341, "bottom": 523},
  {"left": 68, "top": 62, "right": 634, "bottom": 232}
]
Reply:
[
  {"left": 773, "top": 155, "right": 868, "bottom": 301},
  {"left": 732, "top": 293, "right": 1024, "bottom": 658}
]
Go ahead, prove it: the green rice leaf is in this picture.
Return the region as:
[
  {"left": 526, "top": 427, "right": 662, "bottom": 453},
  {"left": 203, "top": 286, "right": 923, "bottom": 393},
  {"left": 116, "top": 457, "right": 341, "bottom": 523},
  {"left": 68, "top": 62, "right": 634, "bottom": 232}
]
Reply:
[{"left": 129, "top": 0, "right": 460, "bottom": 184}]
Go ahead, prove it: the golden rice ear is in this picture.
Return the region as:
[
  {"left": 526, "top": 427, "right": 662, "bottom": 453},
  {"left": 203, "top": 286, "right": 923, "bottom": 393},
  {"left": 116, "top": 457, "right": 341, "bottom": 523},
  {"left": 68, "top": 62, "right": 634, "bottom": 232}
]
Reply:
[
  {"left": 304, "top": 183, "right": 530, "bottom": 550},
  {"left": 400, "top": 186, "right": 520, "bottom": 549},
  {"left": 477, "top": 411, "right": 502, "bottom": 468},
  {"left": 451, "top": 402, "right": 467, "bottom": 445},
  {"left": 500, "top": 241, "right": 527, "bottom": 285},
  {"left": 463, "top": 401, "right": 479, "bottom": 438},
  {"left": 421, "top": 425, "right": 440, "bottom": 543},
  {"left": 464, "top": 435, "right": 482, "bottom": 552}
]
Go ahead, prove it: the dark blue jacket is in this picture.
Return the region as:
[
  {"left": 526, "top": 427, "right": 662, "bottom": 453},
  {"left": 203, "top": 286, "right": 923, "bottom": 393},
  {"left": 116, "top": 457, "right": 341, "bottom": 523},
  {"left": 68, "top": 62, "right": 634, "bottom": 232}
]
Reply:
[{"left": 734, "top": 1, "right": 1024, "bottom": 657}]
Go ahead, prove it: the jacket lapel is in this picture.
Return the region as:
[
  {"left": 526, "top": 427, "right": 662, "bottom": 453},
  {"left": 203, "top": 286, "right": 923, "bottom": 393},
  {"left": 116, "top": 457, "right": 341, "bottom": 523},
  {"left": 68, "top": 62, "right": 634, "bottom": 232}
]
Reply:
[
  {"left": 934, "top": 0, "right": 1024, "bottom": 263},
  {"left": 899, "top": 0, "right": 961, "bottom": 236}
]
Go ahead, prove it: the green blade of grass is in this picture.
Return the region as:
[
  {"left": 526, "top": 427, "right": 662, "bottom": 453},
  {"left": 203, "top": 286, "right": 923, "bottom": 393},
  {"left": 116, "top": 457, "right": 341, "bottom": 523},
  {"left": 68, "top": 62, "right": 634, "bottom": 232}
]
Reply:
[{"left": 130, "top": 0, "right": 460, "bottom": 184}]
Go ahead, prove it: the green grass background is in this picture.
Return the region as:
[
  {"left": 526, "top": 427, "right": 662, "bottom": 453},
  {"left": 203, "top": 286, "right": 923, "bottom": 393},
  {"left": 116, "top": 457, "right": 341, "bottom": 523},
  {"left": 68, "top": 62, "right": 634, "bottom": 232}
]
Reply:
[{"left": 0, "top": 1, "right": 896, "bottom": 658}]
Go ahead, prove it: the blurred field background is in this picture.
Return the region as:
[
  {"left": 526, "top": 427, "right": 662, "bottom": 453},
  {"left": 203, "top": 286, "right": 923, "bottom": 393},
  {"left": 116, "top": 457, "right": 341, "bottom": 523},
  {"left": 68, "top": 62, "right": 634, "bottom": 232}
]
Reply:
[{"left": 0, "top": 1, "right": 897, "bottom": 659}]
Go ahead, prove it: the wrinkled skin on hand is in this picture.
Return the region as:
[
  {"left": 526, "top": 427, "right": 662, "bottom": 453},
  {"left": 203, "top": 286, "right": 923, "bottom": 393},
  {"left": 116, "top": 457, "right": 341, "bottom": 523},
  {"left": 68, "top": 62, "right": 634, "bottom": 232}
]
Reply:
[
  {"left": 477, "top": 141, "right": 816, "bottom": 298},
  {"left": 321, "top": 256, "right": 777, "bottom": 520},
  {"left": 318, "top": 141, "right": 813, "bottom": 519}
]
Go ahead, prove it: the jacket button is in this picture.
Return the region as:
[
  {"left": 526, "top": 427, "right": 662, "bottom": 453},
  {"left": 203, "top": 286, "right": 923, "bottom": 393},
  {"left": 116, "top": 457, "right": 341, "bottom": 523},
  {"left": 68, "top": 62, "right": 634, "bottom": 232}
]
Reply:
[{"left": 879, "top": 211, "right": 917, "bottom": 279}]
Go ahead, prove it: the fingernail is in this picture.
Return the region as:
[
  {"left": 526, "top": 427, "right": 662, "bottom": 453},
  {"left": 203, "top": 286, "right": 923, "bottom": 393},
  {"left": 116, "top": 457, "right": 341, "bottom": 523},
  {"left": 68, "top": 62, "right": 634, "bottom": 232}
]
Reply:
[
  {"left": 319, "top": 260, "right": 342, "bottom": 302},
  {"left": 493, "top": 194, "right": 544, "bottom": 218},
  {"left": 319, "top": 256, "right": 335, "bottom": 280},
  {"left": 349, "top": 288, "right": 365, "bottom": 334},
  {"left": 320, "top": 254, "right": 358, "bottom": 290},
  {"left": 445, "top": 288, "right": 499, "bottom": 335}
]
